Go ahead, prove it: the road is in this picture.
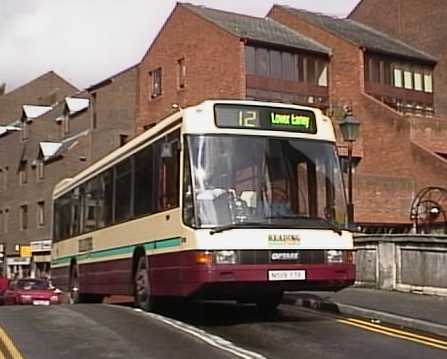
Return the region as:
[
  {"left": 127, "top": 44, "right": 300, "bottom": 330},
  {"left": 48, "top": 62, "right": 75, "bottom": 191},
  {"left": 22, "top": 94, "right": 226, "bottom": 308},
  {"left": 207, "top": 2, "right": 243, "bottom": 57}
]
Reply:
[{"left": 0, "top": 302, "right": 446, "bottom": 359}]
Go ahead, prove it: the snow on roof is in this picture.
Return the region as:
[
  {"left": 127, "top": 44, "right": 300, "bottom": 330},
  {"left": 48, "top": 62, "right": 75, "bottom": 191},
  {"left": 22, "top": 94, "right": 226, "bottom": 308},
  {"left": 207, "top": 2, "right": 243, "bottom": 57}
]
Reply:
[
  {"left": 22, "top": 105, "right": 52, "bottom": 119},
  {"left": 40, "top": 142, "right": 63, "bottom": 161},
  {"left": 0, "top": 125, "right": 20, "bottom": 137},
  {"left": 65, "top": 97, "right": 90, "bottom": 115}
]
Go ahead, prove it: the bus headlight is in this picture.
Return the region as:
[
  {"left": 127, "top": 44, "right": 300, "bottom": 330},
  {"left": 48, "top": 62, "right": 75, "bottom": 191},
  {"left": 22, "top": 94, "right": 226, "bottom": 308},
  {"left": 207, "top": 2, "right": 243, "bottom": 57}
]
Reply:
[
  {"left": 326, "top": 250, "right": 343, "bottom": 264},
  {"left": 215, "top": 250, "right": 238, "bottom": 264}
]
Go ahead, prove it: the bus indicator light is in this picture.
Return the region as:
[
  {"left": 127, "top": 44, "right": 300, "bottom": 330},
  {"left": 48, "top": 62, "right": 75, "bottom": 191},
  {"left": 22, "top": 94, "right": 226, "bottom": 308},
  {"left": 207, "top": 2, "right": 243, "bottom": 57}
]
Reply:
[{"left": 195, "top": 251, "right": 213, "bottom": 265}]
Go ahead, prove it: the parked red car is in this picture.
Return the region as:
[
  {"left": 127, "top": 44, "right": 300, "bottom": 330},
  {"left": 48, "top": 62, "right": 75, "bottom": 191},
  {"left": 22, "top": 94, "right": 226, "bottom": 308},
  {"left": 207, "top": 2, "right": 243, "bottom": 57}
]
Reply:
[{"left": 2, "top": 278, "right": 61, "bottom": 305}]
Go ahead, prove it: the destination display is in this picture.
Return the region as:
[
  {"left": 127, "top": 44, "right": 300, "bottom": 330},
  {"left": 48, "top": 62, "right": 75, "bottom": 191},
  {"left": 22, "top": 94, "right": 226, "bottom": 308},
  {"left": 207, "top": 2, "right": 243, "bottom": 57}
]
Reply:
[{"left": 214, "top": 104, "right": 317, "bottom": 133}]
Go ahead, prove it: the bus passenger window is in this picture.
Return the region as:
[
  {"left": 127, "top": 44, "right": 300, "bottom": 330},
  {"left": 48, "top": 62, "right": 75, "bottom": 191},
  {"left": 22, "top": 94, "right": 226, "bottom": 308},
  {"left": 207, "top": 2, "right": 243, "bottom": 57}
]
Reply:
[
  {"left": 115, "top": 159, "right": 133, "bottom": 222},
  {"left": 156, "top": 130, "right": 180, "bottom": 211},
  {"left": 134, "top": 146, "right": 155, "bottom": 217}
]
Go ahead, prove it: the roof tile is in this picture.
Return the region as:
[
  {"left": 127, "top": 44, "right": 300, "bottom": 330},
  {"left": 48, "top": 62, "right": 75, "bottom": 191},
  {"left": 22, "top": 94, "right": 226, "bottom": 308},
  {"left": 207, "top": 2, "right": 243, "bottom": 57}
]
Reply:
[
  {"left": 277, "top": 6, "right": 436, "bottom": 63},
  {"left": 182, "top": 3, "right": 330, "bottom": 55}
]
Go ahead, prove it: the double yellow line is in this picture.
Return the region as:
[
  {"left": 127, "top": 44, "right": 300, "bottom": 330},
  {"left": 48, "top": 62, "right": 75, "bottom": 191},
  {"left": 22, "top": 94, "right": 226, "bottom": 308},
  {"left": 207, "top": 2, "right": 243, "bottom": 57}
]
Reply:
[
  {"left": 0, "top": 325, "right": 25, "bottom": 359},
  {"left": 337, "top": 317, "right": 447, "bottom": 351}
]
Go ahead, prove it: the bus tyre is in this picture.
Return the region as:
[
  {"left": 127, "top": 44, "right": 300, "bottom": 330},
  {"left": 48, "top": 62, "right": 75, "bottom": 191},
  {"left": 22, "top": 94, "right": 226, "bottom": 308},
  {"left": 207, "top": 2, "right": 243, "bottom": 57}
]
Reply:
[
  {"left": 255, "top": 291, "right": 283, "bottom": 315},
  {"left": 134, "top": 256, "right": 155, "bottom": 311}
]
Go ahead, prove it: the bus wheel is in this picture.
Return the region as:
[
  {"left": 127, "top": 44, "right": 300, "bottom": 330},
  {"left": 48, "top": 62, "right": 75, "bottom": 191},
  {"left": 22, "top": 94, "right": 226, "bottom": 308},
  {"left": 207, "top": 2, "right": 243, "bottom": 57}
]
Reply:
[
  {"left": 255, "top": 291, "right": 283, "bottom": 315},
  {"left": 134, "top": 256, "right": 155, "bottom": 311},
  {"left": 69, "top": 266, "right": 80, "bottom": 304}
]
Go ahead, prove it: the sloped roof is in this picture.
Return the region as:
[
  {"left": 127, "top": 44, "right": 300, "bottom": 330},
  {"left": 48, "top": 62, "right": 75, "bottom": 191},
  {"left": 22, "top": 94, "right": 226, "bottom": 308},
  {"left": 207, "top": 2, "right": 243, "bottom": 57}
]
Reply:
[
  {"left": 22, "top": 105, "right": 52, "bottom": 119},
  {"left": 182, "top": 3, "right": 330, "bottom": 55},
  {"left": 65, "top": 97, "right": 89, "bottom": 115},
  {"left": 275, "top": 6, "right": 437, "bottom": 63}
]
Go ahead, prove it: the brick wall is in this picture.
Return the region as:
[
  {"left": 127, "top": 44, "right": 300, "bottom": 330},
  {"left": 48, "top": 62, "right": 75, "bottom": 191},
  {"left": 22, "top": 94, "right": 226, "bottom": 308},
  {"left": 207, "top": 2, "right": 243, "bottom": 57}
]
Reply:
[{"left": 136, "top": 4, "right": 245, "bottom": 132}]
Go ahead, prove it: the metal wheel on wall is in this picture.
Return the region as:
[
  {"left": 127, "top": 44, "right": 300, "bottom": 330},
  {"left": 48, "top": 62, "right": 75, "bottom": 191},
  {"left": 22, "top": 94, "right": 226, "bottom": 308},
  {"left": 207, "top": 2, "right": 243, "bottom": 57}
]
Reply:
[{"left": 410, "top": 187, "right": 447, "bottom": 234}]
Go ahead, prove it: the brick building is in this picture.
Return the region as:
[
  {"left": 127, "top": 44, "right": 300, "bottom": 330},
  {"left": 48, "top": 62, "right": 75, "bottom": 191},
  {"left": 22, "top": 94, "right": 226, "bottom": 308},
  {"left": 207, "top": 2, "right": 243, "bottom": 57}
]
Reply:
[
  {"left": 137, "top": 3, "right": 447, "bottom": 232},
  {"left": 136, "top": 3, "right": 332, "bottom": 131},
  {"left": 0, "top": 68, "right": 137, "bottom": 277},
  {"left": 349, "top": 0, "right": 447, "bottom": 117}
]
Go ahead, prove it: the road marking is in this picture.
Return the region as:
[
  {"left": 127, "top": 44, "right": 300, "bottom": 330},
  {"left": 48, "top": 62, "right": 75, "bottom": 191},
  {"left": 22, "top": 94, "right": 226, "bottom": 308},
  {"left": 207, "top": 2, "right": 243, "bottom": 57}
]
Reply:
[
  {"left": 133, "top": 308, "right": 267, "bottom": 359},
  {"left": 337, "top": 318, "right": 447, "bottom": 351},
  {"left": 0, "top": 325, "right": 25, "bottom": 359},
  {"left": 346, "top": 318, "right": 447, "bottom": 346}
]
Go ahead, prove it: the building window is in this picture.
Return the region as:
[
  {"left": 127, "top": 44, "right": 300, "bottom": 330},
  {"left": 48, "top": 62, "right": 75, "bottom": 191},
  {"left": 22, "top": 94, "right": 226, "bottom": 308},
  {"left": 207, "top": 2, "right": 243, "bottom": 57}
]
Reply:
[
  {"left": 177, "top": 58, "right": 186, "bottom": 89},
  {"left": 424, "top": 73, "right": 433, "bottom": 93},
  {"left": 270, "top": 50, "right": 282, "bottom": 79},
  {"left": 245, "top": 45, "right": 328, "bottom": 87},
  {"left": 297, "top": 55, "right": 305, "bottom": 82},
  {"left": 316, "top": 60, "right": 328, "bottom": 87},
  {"left": 245, "top": 46, "right": 256, "bottom": 74},
  {"left": 404, "top": 70, "right": 413, "bottom": 89},
  {"left": 19, "top": 161, "right": 27, "bottom": 185},
  {"left": 393, "top": 68, "right": 403, "bottom": 88},
  {"left": 0, "top": 210, "right": 3, "bottom": 235},
  {"left": 255, "top": 48, "right": 270, "bottom": 76},
  {"left": 282, "top": 52, "right": 297, "bottom": 81},
  {"left": 369, "top": 58, "right": 381, "bottom": 83},
  {"left": 149, "top": 68, "right": 162, "bottom": 98},
  {"left": 2, "top": 167, "right": 7, "bottom": 191},
  {"left": 21, "top": 122, "right": 29, "bottom": 141},
  {"left": 37, "top": 160, "right": 44, "bottom": 180},
  {"left": 64, "top": 114, "right": 70, "bottom": 135},
  {"left": 91, "top": 92, "right": 97, "bottom": 129},
  {"left": 414, "top": 72, "right": 423, "bottom": 91},
  {"left": 4, "top": 209, "right": 8, "bottom": 234},
  {"left": 37, "top": 201, "right": 45, "bottom": 227},
  {"left": 20, "top": 205, "right": 28, "bottom": 230},
  {"left": 120, "top": 134, "right": 128, "bottom": 147}
]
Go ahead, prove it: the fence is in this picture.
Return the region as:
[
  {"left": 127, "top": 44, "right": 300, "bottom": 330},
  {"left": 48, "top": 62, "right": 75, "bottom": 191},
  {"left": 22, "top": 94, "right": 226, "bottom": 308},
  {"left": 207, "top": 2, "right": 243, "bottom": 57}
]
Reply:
[{"left": 354, "top": 235, "right": 447, "bottom": 296}]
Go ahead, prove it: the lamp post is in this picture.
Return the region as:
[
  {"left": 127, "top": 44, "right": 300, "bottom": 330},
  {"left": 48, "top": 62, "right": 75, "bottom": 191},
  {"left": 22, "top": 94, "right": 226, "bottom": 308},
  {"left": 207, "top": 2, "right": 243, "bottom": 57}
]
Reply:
[{"left": 339, "top": 108, "right": 360, "bottom": 228}]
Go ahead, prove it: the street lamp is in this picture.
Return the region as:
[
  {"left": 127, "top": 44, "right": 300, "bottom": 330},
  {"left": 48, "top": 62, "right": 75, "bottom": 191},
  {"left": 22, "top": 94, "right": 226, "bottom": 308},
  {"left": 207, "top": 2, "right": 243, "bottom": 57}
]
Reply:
[{"left": 339, "top": 108, "right": 360, "bottom": 228}]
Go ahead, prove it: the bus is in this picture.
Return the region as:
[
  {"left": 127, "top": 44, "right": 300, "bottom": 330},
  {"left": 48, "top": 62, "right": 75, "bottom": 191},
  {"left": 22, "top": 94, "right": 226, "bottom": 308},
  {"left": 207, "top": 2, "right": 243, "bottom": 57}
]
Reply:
[{"left": 51, "top": 99, "right": 355, "bottom": 311}]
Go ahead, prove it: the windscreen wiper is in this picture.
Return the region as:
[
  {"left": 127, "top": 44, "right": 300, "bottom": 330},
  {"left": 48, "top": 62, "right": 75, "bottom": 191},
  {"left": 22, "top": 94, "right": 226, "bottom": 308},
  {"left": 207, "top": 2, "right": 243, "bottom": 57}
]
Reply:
[
  {"left": 210, "top": 222, "right": 283, "bottom": 235},
  {"left": 266, "top": 215, "right": 344, "bottom": 235}
]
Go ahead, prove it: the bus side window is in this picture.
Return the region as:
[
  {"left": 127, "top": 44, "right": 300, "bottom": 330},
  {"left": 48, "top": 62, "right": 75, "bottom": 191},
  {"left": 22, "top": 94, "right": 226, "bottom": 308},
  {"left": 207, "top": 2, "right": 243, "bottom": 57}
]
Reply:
[
  {"left": 134, "top": 146, "right": 155, "bottom": 217},
  {"left": 156, "top": 130, "right": 180, "bottom": 211}
]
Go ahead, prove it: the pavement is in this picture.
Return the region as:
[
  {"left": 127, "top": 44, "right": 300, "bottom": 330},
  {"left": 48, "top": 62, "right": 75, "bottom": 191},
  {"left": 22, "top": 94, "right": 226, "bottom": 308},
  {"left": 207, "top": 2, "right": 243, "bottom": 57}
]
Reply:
[{"left": 284, "top": 287, "right": 447, "bottom": 338}]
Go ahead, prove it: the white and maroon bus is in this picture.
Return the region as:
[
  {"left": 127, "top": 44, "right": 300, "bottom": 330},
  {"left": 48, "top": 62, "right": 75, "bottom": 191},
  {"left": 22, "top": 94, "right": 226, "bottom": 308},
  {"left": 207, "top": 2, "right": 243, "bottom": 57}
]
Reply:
[{"left": 51, "top": 100, "right": 355, "bottom": 311}]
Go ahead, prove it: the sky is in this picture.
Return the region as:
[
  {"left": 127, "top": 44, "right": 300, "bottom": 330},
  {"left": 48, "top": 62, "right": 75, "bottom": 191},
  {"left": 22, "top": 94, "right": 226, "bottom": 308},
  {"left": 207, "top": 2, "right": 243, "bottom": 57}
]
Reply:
[{"left": 0, "top": 0, "right": 360, "bottom": 92}]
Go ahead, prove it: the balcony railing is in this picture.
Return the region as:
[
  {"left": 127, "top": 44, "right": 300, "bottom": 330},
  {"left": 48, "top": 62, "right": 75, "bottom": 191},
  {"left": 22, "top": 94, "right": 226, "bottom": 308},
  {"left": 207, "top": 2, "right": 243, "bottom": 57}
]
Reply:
[{"left": 365, "top": 82, "right": 434, "bottom": 116}]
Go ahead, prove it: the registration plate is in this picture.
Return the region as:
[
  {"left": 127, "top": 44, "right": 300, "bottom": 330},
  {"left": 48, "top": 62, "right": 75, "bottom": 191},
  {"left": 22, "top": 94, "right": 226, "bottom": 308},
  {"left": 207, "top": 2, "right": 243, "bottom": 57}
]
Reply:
[
  {"left": 33, "top": 300, "right": 50, "bottom": 306},
  {"left": 268, "top": 270, "right": 306, "bottom": 281}
]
